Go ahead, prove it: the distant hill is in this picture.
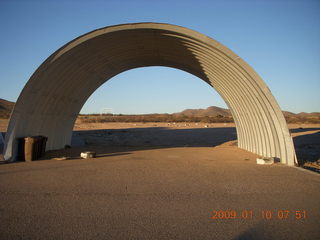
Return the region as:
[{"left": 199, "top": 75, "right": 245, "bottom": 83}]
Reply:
[
  {"left": 174, "top": 106, "right": 231, "bottom": 117},
  {"left": 282, "top": 111, "right": 296, "bottom": 117},
  {"left": 296, "top": 112, "right": 320, "bottom": 117},
  {"left": 0, "top": 97, "right": 319, "bottom": 123},
  {"left": 173, "top": 106, "right": 320, "bottom": 124},
  {"left": 0, "top": 98, "right": 14, "bottom": 119},
  {"left": 175, "top": 106, "right": 319, "bottom": 118}
]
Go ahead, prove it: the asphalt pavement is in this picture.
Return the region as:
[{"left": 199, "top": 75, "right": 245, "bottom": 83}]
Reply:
[{"left": 0, "top": 146, "right": 319, "bottom": 240}]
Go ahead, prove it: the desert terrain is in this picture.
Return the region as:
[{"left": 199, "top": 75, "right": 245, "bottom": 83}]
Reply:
[
  {"left": 1, "top": 100, "right": 319, "bottom": 239},
  {"left": 1, "top": 117, "right": 320, "bottom": 239},
  {"left": 0, "top": 118, "right": 320, "bottom": 239},
  {"left": 1, "top": 118, "right": 319, "bottom": 171}
]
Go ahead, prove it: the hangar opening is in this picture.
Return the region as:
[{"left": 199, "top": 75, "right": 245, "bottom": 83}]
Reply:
[{"left": 74, "top": 66, "right": 235, "bottom": 148}]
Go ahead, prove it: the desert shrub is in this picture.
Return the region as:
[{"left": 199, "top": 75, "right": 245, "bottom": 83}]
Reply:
[
  {"left": 78, "top": 113, "right": 320, "bottom": 124},
  {"left": 78, "top": 113, "right": 236, "bottom": 123}
]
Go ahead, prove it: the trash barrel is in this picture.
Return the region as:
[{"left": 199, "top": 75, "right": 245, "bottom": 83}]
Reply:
[
  {"left": 34, "top": 136, "right": 42, "bottom": 159},
  {"left": 21, "top": 136, "right": 48, "bottom": 161},
  {"left": 24, "top": 137, "right": 37, "bottom": 161},
  {"left": 37, "top": 136, "right": 47, "bottom": 158},
  {"left": 42, "top": 136, "right": 48, "bottom": 156},
  {"left": 17, "top": 137, "right": 26, "bottom": 161}
]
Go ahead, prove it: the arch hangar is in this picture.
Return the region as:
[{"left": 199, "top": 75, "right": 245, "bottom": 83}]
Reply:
[{"left": 4, "top": 23, "right": 296, "bottom": 165}]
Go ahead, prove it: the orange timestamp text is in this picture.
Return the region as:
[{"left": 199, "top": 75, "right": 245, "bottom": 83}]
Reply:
[{"left": 210, "top": 209, "right": 307, "bottom": 220}]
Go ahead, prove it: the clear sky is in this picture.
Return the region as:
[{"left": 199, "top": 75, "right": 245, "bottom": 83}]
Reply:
[{"left": 0, "top": 0, "right": 319, "bottom": 114}]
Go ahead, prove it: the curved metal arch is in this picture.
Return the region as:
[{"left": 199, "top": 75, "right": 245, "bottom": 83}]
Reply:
[{"left": 4, "top": 23, "right": 296, "bottom": 165}]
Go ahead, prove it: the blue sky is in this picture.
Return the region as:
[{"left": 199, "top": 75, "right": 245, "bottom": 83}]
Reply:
[{"left": 0, "top": 0, "right": 319, "bottom": 114}]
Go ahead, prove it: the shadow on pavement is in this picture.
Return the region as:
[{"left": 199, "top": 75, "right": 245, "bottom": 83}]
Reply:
[
  {"left": 290, "top": 127, "right": 320, "bottom": 133},
  {"left": 72, "top": 127, "right": 237, "bottom": 148},
  {"left": 41, "top": 127, "right": 237, "bottom": 160},
  {"left": 292, "top": 131, "right": 320, "bottom": 165}
]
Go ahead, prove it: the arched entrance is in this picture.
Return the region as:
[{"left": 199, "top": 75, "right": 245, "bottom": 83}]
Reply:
[{"left": 4, "top": 23, "right": 296, "bottom": 165}]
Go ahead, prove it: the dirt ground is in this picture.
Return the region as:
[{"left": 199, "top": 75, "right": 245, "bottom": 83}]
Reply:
[
  {"left": 0, "top": 119, "right": 8, "bottom": 132},
  {"left": 1, "top": 145, "right": 319, "bottom": 240},
  {"left": 1, "top": 119, "right": 320, "bottom": 171},
  {"left": 1, "top": 119, "right": 319, "bottom": 239},
  {"left": 52, "top": 121, "right": 320, "bottom": 171},
  {"left": 1, "top": 118, "right": 319, "bottom": 133}
]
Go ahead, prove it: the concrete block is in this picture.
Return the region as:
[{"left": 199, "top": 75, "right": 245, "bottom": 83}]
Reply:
[
  {"left": 80, "top": 151, "right": 96, "bottom": 159},
  {"left": 256, "top": 157, "right": 275, "bottom": 165}
]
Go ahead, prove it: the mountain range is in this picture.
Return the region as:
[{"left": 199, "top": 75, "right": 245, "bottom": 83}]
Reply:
[
  {"left": 0, "top": 98, "right": 15, "bottom": 119},
  {"left": 174, "top": 106, "right": 320, "bottom": 119},
  {"left": 0, "top": 98, "right": 319, "bottom": 120}
]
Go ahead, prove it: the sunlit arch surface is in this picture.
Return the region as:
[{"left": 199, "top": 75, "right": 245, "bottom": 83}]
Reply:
[{"left": 4, "top": 23, "right": 296, "bottom": 165}]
